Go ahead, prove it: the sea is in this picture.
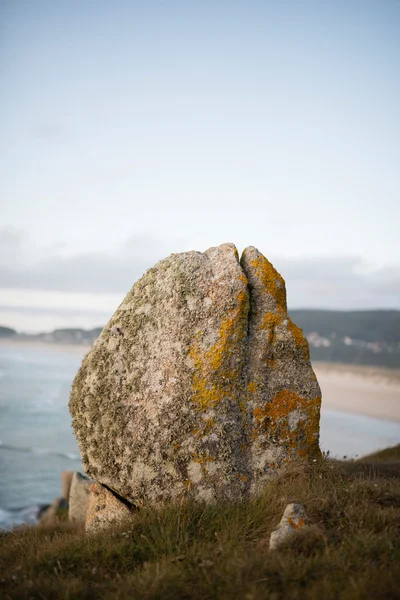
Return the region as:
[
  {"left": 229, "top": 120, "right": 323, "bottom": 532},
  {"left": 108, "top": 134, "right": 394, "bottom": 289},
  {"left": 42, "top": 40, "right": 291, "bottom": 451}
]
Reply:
[{"left": 1, "top": 343, "right": 400, "bottom": 530}]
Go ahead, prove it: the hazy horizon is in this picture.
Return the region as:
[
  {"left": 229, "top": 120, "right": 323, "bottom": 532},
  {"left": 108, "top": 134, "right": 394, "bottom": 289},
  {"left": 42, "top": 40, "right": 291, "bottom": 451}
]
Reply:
[{"left": 1, "top": 1, "right": 399, "bottom": 331}]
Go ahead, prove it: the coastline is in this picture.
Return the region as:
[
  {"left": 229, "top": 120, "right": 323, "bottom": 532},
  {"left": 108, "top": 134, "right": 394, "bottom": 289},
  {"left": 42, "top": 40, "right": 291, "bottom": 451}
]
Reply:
[
  {"left": 1, "top": 339, "right": 399, "bottom": 423},
  {"left": 0, "top": 338, "right": 92, "bottom": 356}
]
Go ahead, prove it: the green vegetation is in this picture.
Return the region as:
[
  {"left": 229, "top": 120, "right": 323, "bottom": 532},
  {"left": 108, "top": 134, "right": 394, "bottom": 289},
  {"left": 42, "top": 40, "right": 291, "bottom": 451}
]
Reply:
[{"left": 1, "top": 447, "right": 399, "bottom": 599}]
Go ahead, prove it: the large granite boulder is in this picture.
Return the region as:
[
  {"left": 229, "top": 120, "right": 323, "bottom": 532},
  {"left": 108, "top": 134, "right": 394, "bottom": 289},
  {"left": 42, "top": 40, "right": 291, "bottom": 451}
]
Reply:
[{"left": 69, "top": 244, "right": 321, "bottom": 507}]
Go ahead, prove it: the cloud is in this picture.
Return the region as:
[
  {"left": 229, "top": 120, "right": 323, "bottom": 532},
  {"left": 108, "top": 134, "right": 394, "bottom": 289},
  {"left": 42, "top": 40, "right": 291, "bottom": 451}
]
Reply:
[
  {"left": 0, "top": 228, "right": 398, "bottom": 310},
  {"left": 278, "top": 256, "right": 400, "bottom": 309},
  {"left": 0, "top": 229, "right": 170, "bottom": 294}
]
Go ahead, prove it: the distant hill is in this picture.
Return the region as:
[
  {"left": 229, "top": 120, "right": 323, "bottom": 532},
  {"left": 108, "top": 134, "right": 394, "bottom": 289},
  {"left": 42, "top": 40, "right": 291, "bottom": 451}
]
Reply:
[
  {"left": 289, "top": 310, "right": 400, "bottom": 343},
  {"left": 1, "top": 310, "right": 400, "bottom": 368},
  {"left": 1, "top": 326, "right": 103, "bottom": 346},
  {"left": 0, "top": 326, "right": 17, "bottom": 338},
  {"left": 289, "top": 310, "right": 400, "bottom": 368}
]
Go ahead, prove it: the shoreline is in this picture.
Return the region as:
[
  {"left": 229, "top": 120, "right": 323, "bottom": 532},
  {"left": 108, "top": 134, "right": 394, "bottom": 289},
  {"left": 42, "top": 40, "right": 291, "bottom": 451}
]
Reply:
[
  {"left": 0, "top": 338, "right": 92, "bottom": 356},
  {"left": 1, "top": 339, "right": 399, "bottom": 423},
  {"left": 314, "top": 362, "right": 400, "bottom": 423}
]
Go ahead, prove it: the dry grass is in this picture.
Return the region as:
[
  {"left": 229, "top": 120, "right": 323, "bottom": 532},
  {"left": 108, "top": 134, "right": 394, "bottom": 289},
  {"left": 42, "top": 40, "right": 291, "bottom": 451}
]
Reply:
[{"left": 1, "top": 447, "right": 400, "bottom": 600}]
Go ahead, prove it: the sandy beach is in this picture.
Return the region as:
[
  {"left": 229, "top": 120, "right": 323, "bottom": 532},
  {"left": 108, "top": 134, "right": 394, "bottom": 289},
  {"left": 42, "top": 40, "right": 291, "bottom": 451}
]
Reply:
[
  {"left": 314, "top": 362, "right": 400, "bottom": 423},
  {"left": 1, "top": 339, "right": 399, "bottom": 423}
]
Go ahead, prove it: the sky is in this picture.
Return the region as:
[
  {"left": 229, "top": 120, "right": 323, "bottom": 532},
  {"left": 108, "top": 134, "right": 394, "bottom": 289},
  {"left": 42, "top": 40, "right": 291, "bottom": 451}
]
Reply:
[{"left": 1, "top": 0, "right": 399, "bottom": 332}]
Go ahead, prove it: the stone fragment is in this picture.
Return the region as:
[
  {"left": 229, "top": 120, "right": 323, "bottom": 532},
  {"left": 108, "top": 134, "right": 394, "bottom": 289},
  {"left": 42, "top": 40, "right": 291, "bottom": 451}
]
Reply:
[
  {"left": 269, "top": 503, "right": 308, "bottom": 550},
  {"left": 70, "top": 243, "right": 321, "bottom": 508},
  {"left": 61, "top": 471, "right": 74, "bottom": 501},
  {"left": 85, "top": 483, "right": 132, "bottom": 533},
  {"left": 39, "top": 497, "right": 69, "bottom": 525},
  {"left": 68, "top": 472, "right": 93, "bottom": 525}
]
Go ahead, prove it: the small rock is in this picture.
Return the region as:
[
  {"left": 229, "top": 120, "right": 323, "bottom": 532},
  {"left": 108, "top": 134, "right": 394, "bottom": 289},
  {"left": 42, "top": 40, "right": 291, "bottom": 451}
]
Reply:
[
  {"left": 39, "top": 497, "right": 69, "bottom": 524},
  {"left": 85, "top": 483, "right": 133, "bottom": 533},
  {"left": 61, "top": 471, "right": 74, "bottom": 501},
  {"left": 269, "top": 503, "right": 308, "bottom": 550},
  {"left": 68, "top": 472, "right": 93, "bottom": 525}
]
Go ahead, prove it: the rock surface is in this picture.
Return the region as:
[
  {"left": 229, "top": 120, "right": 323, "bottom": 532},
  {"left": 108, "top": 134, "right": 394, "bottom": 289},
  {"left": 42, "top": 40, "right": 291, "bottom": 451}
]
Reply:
[
  {"left": 70, "top": 243, "right": 321, "bottom": 507},
  {"left": 69, "top": 472, "right": 93, "bottom": 525},
  {"left": 61, "top": 471, "right": 74, "bottom": 501},
  {"left": 86, "top": 483, "right": 132, "bottom": 533},
  {"left": 269, "top": 503, "right": 308, "bottom": 550},
  {"left": 39, "top": 497, "right": 69, "bottom": 525}
]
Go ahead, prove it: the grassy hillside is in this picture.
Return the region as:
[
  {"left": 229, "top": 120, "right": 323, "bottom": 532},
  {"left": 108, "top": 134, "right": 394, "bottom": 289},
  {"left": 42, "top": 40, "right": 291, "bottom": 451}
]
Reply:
[{"left": 1, "top": 448, "right": 399, "bottom": 599}]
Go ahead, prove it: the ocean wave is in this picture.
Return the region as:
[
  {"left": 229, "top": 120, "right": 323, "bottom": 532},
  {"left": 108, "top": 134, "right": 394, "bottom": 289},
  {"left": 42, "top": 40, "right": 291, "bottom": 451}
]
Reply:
[
  {"left": 0, "top": 504, "right": 49, "bottom": 530},
  {"left": 0, "top": 441, "right": 80, "bottom": 461}
]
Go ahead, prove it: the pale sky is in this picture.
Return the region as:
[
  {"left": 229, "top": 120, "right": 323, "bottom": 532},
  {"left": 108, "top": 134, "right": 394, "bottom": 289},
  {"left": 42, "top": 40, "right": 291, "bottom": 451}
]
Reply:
[{"left": 1, "top": 0, "right": 399, "bottom": 332}]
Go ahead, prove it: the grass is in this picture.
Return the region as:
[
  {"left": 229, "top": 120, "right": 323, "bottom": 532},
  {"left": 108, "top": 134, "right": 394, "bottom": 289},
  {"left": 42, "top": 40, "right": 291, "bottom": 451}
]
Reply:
[{"left": 1, "top": 446, "right": 400, "bottom": 600}]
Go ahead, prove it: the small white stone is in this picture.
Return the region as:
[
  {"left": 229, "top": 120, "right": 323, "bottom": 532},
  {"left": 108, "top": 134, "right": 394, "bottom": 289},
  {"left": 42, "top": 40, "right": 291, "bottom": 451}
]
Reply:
[{"left": 269, "top": 503, "right": 308, "bottom": 551}]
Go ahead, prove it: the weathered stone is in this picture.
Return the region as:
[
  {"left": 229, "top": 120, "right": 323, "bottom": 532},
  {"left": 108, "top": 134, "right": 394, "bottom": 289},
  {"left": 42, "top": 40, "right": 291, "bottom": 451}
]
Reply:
[
  {"left": 39, "top": 497, "right": 68, "bottom": 525},
  {"left": 85, "top": 483, "right": 132, "bottom": 533},
  {"left": 269, "top": 503, "right": 308, "bottom": 550},
  {"left": 70, "top": 243, "right": 321, "bottom": 508},
  {"left": 68, "top": 472, "right": 93, "bottom": 525},
  {"left": 61, "top": 471, "right": 74, "bottom": 501},
  {"left": 241, "top": 248, "right": 321, "bottom": 492}
]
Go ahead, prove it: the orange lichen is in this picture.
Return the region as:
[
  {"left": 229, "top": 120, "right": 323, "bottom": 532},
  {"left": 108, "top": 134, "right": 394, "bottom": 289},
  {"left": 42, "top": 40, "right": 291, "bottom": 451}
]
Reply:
[
  {"left": 287, "top": 318, "right": 310, "bottom": 360},
  {"left": 247, "top": 381, "right": 257, "bottom": 394},
  {"left": 250, "top": 256, "right": 287, "bottom": 310},
  {"left": 252, "top": 390, "right": 321, "bottom": 457},
  {"left": 288, "top": 516, "right": 305, "bottom": 530},
  {"left": 189, "top": 285, "right": 249, "bottom": 411},
  {"left": 261, "top": 311, "right": 281, "bottom": 331},
  {"left": 261, "top": 311, "right": 310, "bottom": 362}
]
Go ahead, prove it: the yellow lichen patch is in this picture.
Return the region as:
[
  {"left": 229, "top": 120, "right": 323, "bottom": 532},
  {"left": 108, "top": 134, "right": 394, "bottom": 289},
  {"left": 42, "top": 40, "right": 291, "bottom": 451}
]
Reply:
[
  {"left": 252, "top": 390, "right": 321, "bottom": 457},
  {"left": 287, "top": 318, "right": 310, "bottom": 360},
  {"left": 250, "top": 256, "right": 287, "bottom": 310},
  {"left": 233, "top": 247, "right": 239, "bottom": 261},
  {"left": 247, "top": 381, "right": 257, "bottom": 394},
  {"left": 189, "top": 286, "right": 249, "bottom": 412}
]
